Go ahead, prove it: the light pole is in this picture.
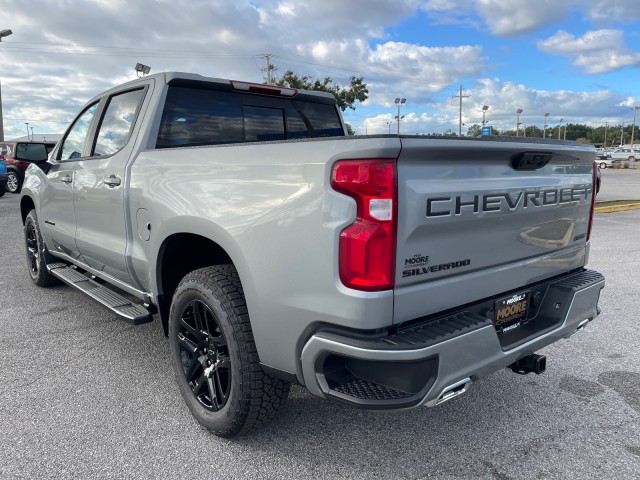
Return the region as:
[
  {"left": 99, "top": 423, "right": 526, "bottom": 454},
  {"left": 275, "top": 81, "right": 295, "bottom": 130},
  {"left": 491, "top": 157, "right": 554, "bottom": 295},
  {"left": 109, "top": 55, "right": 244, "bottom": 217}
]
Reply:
[
  {"left": 630, "top": 106, "right": 639, "bottom": 146},
  {"left": 557, "top": 118, "right": 563, "bottom": 139},
  {"left": 604, "top": 122, "right": 608, "bottom": 148},
  {"left": 563, "top": 123, "right": 567, "bottom": 140},
  {"left": 386, "top": 121, "right": 392, "bottom": 134},
  {"left": 516, "top": 109, "right": 523, "bottom": 136},
  {"left": 0, "top": 28, "right": 12, "bottom": 142},
  {"left": 25, "top": 122, "right": 29, "bottom": 140},
  {"left": 543, "top": 113, "right": 549, "bottom": 138},
  {"left": 394, "top": 98, "right": 406, "bottom": 135},
  {"left": 30, "top": 126, "right": 34, "bottom": 141},
  {"left": 482, "top": 105, "right": 489, "bottom": 126}
]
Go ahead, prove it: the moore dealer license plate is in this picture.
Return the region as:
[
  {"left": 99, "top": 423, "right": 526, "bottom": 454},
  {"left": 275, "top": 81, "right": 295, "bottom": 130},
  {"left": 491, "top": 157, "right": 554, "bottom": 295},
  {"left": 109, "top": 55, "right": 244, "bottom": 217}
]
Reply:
[{"left": 494, "top": 291, "right": 531, "bottom": 334}]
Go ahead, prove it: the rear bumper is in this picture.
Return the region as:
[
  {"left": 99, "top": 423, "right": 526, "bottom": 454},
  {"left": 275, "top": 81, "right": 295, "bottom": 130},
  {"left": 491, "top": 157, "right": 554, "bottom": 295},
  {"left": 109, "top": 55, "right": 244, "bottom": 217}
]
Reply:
[{"left": 299, "top": 269, "right": 604, "bottom": 409}]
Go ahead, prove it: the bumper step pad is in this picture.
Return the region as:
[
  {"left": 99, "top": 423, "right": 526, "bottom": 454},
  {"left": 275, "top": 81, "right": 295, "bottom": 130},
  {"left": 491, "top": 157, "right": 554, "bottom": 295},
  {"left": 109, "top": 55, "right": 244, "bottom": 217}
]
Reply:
[
  {"left": 47, "top": 263, "right": 152, "bottom": 325},
  {"left": 333, "top": 379, "right": 413, "bottom": 401}
]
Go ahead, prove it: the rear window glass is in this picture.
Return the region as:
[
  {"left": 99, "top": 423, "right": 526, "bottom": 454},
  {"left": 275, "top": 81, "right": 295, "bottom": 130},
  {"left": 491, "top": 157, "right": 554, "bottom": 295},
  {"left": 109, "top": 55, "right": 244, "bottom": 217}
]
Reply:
[{"left": 156, "top": 87, "right": 343, "bottom": 148}]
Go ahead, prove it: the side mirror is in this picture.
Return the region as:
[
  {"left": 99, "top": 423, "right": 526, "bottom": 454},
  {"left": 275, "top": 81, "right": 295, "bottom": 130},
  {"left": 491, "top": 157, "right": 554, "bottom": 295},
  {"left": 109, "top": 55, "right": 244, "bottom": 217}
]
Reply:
[{"left": 14, "top": 143, "right": 50, "bottom": 163}]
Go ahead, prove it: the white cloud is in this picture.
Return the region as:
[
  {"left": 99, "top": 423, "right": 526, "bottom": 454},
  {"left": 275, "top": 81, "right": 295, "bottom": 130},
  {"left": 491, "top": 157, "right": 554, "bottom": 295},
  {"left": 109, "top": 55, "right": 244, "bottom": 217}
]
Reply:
[
  {"left": 423, "top": 0, "right": 640, "bottom": 37},
  {"left": 422, "top": 0, "right": 568, "bottom": 37},
  {"left": 351, "top": 77, "right": 633, "bottom": 136},
  {"left": 475, "top": 0, "right": 567, "bottom": 37},
  {"left": 538, "top": 29, "right": 640, "bottom": 74},
  {"left": 451, "top": 78, "right": 631, "bottom": 130},
  {"left": 576, "top": 0, "right": 640, "bottom": 23}
]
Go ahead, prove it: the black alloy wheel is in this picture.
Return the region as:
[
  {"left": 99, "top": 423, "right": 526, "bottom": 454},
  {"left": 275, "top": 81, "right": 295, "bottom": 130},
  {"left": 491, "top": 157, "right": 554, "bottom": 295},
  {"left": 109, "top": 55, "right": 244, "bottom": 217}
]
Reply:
[
  {"left": 169, "top": 265, "right": 290, "bottom": 437},
  {"left": 25, "top": 220, "right": 40, "bottom": 277},
  {"left": 177, "top": 299, "right": 231, "bottom": 411},
  {"left": 24, "top": 210, "right": 59, "bottom": 287}
]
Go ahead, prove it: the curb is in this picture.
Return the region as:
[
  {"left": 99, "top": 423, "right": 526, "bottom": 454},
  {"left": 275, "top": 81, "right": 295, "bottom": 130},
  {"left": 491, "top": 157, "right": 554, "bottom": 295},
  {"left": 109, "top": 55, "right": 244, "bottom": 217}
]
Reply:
[{"left": 595, "top": 203, "right": 640, "bottom": 214}]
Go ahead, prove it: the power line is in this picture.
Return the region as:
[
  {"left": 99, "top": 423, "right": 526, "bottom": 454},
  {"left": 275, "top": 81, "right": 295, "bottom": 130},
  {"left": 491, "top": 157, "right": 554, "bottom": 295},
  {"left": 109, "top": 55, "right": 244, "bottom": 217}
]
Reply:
[
  {"left": 5, "top": 40, "right": 257, "bottom": 57},
  {"left": 2, "top": 41, "right": 457, "bottom": 89}
]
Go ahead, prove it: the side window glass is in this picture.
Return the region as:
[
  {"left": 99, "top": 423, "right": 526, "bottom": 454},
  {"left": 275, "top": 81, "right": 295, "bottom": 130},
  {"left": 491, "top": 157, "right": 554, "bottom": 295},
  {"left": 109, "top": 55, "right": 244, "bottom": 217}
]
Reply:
[
  {"left": 60, "top": 103, "right": 98, "bottom": 160},
  {"left": 93, "top": 89, "right": 145, "bottom": 156}
]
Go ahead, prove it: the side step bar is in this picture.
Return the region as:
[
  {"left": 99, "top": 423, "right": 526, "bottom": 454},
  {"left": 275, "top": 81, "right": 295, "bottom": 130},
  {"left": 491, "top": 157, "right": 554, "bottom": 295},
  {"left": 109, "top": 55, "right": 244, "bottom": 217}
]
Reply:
[{"left": 48, "top": 263, "right": 153, "bottom": 325}]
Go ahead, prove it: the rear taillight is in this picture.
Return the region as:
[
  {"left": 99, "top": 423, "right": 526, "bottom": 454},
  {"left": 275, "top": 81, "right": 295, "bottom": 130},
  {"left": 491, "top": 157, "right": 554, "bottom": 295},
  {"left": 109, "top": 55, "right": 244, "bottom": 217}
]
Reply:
[
  {"left": 330, "top": 159, "right": 397, "bottom": 291},
  {"left": 587, "top": 161, "right": 597, "bottom": 241}
]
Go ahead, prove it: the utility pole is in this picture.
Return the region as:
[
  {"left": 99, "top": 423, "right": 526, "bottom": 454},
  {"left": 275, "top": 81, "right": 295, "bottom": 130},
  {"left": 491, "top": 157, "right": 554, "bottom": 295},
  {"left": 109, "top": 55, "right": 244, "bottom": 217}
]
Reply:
[
  {"left": 259, "top": 54, "right": 277, "bottom": 85},
  {"left": 0, "top": 29, "right": 13, "bottom": 142},
  {"left": 0, "top": 82, "right": 4, "bottom": 141},
  {"left": 452, "top": 85, "right": 469, "bottom": 136}
]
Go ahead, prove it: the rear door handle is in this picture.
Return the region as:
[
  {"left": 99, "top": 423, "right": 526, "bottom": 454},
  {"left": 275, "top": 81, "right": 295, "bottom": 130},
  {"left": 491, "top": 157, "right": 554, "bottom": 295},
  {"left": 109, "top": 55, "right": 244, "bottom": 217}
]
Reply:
[
  {"left": 104, "top": 175, "right": 122, "bottom": 187},
  {"left": 60, "top": 174, "right": 73, "bottom": 184}
]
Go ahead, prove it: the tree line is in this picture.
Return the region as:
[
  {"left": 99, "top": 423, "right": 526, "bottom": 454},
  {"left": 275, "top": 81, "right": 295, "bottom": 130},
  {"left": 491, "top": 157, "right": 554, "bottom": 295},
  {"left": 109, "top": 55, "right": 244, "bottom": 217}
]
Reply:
[{"left": 464, "top": 123, "right": 636, "bottom": 146}]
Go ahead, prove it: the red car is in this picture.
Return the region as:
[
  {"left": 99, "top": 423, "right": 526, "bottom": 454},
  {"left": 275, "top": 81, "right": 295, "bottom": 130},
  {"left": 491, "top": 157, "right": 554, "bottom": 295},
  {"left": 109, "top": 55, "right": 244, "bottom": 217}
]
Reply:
[{"left": 0, "top": 141, "right": 57, "bottom": 193}]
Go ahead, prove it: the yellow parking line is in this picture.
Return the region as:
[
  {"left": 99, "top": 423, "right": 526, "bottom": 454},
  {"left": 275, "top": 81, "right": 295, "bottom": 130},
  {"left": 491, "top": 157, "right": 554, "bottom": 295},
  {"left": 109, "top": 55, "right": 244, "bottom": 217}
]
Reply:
[{"left": 595, "top": 203, "right": 640, "bottom": 213}]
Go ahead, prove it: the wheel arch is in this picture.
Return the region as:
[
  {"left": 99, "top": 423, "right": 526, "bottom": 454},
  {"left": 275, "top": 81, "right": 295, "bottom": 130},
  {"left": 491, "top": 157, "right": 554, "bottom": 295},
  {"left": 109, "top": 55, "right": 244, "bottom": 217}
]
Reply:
[
  {"left": 155, "top": 232, "right": 240, "bottom": 336},
  {"left": 20, "top": 195, "right": 36, "bottom": 224}
]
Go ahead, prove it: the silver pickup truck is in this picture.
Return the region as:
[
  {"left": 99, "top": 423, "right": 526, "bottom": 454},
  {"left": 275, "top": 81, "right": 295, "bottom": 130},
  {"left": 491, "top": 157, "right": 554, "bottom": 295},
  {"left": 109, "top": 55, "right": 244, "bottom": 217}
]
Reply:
[{"left": 20, "top": 72, "right": 604, "bottom": 437}]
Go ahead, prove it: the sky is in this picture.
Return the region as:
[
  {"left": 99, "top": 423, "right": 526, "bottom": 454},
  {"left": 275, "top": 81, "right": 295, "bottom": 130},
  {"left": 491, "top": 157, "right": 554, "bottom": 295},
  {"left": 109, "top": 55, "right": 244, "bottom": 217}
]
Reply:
[{"left": 1, "top": 0, "right": 640, "bottom": 140}]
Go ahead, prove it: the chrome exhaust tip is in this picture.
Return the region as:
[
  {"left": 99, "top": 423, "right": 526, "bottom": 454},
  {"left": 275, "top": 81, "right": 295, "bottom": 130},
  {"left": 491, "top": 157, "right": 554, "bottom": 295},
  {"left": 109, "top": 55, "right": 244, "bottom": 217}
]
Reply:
[
  {"left": 569, "top": 317, "right": 592, "bottom": 337},
  {"left": 435, "top": 377, "right": 471, "bottom": 405}
]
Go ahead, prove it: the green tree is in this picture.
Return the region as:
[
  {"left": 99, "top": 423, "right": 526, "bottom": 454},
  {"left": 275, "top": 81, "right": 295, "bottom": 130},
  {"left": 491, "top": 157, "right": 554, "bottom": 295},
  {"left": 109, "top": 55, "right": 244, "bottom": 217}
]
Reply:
[
  {"left": 275, "top": 70, "right": 368, "bottom": 112},
  {"left": 526, "top": 125, "right": 543, "bottom": 138},
  {"left": 466, "top": 124, "right": 482, "bottom": 137}
]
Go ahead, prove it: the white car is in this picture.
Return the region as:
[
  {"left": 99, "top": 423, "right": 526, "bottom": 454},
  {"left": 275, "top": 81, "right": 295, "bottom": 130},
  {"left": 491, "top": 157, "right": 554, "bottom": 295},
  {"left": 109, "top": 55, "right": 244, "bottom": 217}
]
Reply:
[
  {"left": 609, "top": 147, "right": 638, "bottom": 161},
  {"left": 598, "top": 157, "right": 616, "bottom": 169}
]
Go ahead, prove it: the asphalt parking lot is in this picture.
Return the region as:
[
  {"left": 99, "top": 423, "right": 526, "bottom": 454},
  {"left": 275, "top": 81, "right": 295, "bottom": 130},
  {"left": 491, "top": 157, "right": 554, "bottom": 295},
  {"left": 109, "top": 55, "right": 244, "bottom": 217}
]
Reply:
[
  {"left": 596, "top": 167, "right": 640, "bottom": 203},
  {"left": 1, "top": 189, "right": 639, "bottom": 479}
]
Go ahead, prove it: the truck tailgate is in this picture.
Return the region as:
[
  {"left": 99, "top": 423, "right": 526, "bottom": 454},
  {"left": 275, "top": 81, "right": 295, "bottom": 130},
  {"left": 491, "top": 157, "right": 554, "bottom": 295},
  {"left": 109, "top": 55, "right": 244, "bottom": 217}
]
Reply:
[{"left": 394, "top": 137, "right": 595, "bottom": 323}]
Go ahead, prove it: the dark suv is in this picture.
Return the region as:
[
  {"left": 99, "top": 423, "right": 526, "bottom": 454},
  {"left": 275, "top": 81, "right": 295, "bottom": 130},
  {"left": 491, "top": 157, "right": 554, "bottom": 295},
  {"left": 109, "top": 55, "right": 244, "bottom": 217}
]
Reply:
[{"left": 0, "top": 141, "right": 57, "bottom": 193}]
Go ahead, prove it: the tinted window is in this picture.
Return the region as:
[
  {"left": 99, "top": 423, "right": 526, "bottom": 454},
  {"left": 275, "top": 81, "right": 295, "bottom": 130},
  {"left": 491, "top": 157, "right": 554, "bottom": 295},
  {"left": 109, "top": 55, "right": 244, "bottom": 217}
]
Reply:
[
  {"left": 157, "top": 89, "right": 243, "bottom": 148},
  {"left": 156, "top": 87, "right": 343, "bottom": 148},
  {"left": 15, "top": 143, "right": 48, "bottom": 161},
  {"left": 244, "top": 106, "right": 285, "bottom": 142},
  {"left": 61, "top": 103, "right": 98, "bottom": 160},
  {"left": 93, "top": 89, "right": 145, "bottom": 156},
  {"left": 286, "top": 102, "right": 345, "bottom": 139}
]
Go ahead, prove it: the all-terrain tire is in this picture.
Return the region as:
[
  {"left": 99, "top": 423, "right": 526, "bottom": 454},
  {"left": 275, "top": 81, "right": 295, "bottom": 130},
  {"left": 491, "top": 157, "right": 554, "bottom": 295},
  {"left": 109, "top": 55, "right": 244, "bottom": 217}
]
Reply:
[
  {"left": 168, "top": 265, "right": 290, "bottom": 437},
  {"left": 24, "top": 210, "right": 60, "bottom": 287}
]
